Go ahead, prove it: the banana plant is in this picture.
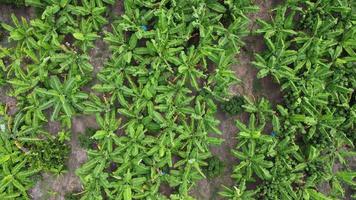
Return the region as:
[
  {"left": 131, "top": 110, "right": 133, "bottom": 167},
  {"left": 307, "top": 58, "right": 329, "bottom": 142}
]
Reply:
[
  {"left": 176, "top": 47, "right": 205, "bottom": 90},
  {"left": 242, "top": 97, "right": 274, "bottom": 120},
  {"left": 231, "top": 141, "right": 273, "bottom": 181},
  {"left": 67, "top": 0, "right": 108, "bottom": 31},
  {"left": 76, "top": 0, "right": 258, "bottom": 198},
  {"left": 219, "top": 180, "right": 257, "bottom": 200},
  {"left": 110, "top": 170, "right": 151, "bottom": 200},
  {"left": 7, "top": 74, "right": 39, "bottom": 96},
  {"left": 0, "top": 132, "right": 40, "bottom": 199},
  {"left": 34, "top": 75, "right": 88, "bottom": 124},
  {"left": 91, "top": 111, "right": 121, "bottom": 152},
  {"left": 204, "top": 52, "right": 241, "bottom": 101},
  {"left": 72, "top": 19, "right": 99, "bottom": 52},
  {"left": 235, "top": 114, "right": 272, "bottom": 148},
  {"left": 29, "top": 18, "right": 62, "bottom": 48},
  {"left": 92, "top": 72, "right": 132, "bottom": 105},
  {"left": 18, "top": 92, "right": 52, "bottom": 127},
  {"left": 174, "top": 148, "right": 210, "bottom": 197},
  {"left": 50, "top": 50, "right": 93, "bottom": 76},
  {"left": 1, "top": 14, "right": 39, "bottom": 52},
  {"left": 77, "top": 172, "right": 112, "bottom": 200}
]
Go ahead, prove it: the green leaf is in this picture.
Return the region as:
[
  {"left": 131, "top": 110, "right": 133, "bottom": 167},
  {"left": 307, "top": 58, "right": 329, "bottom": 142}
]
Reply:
[
  {"left": 207, "top": 0, "right": 226, "bottom": 13},
  {"left": 118, "top": 109, "right": 135, "bottom": 118},
  {"left": 0, "top": 155, "right": 10, "bottom": 164},
  {"left": 336, "top": 171, "right": 356, "bottom": 187},
  {"left": 123, "top": 185, "right": 132, "bottom": 200},
  {"left": 73, "top": 33, "right": 85, "bottom": 41},
  {"left": 91, "top": 130, "right": 107, "bottom": 140},
  {"left": 306, "top": 189, "right": 332, "bottom": 200}
]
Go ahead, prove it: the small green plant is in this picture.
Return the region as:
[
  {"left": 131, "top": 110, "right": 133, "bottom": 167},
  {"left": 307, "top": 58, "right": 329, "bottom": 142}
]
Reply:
[
  {"left": 203, "top": 156, "right": 225, "bottom": 179},
  {"left": 78, "top": 127, "right": 96, "bottom": 149},
  {"left": 0, "top": 0, "right": 114, "bottom": 198},
  {"left": 76, "top": 0, "right": 258, "bottom": 198},
  {"left": 0, "top": 0, "right": 25, "bottom": 6},
  {"left": 221, "top": 95, "right": 245, "bottom": 115},
  {"left": 29, "top": 138, "right": 70, "bottom": 174},
  {"left": 64, "top": 191, "right": 83, "bottom": 200},
  {"left": 0, "top": 131, "right": 41, "bottom": 199},
  {"left": 223, "top": 0, "right": 356, "bottom": 198}
]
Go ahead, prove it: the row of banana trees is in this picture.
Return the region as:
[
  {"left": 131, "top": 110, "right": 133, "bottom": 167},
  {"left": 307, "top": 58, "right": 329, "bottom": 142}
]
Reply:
[
  {"left": 0, "top": 0, "right": 114, "bottom": 199},
  {"left": 76, "top": 0, "right": 259, "bottom": 199},
  {"left": 0, "top": 0, "right": 259, "bottom": 199},
  {"left": 222, "top": 0, "right": 355, "bottom": 199}
]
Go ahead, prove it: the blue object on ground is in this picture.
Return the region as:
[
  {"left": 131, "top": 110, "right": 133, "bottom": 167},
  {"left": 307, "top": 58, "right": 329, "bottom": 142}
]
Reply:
[
  {"left": 141, "top": 25, "right": 148, "bottom": 31},
  {"left": 271, "top": 131, "right": 276, "bottom": 137}
]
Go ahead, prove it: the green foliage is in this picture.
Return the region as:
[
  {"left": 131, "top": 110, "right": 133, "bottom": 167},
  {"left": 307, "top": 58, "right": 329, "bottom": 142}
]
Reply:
[
  {"left": 219, "top": 180, "right": 256, "bottom": 200},
  {"left": 76, "top": 0, "right": 257, "bottom": 199},
  {"left": 4, "top": 0, "right": 354, "bottom": 199},
  {"left": 0, "top": 0, "right": 113, "bottom": 198},
  {"left": 64, "top": 191, "right": 83, "bottom": 200},
  {"left": 221, "top": 95, "right": 245, "bottom": 115},
  {"left": 202, "top": 156, "right": 225, "bottom": 179},
  {"left": 78, "top": 127, "right": 96, "bottom": 149},
  {"left": 29, "top": 138, "right": 70, "bottom": 174},
  {"left": 0, "top": 131, "right": 40, "bottom": 199},
  {"left": 0, "top": 0, "right": 25, "bottom": 6},
  {"left": 224, "top": 0, "right": 356, "bottom": 199},
  {"left": 34, "top": 75, "right": 89, "bottom": 125}
]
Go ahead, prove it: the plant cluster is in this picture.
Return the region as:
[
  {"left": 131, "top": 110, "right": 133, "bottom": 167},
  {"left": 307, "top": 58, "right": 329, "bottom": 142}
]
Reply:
[
  {"left": 75, "top": 0, "right": 258, "bottom": 199},
  {"left": 0, "top": 0, "right": 113, "bottom": 198},
  {"left": 1, "top": 0, "right": 354, "bottom": 199},
  {"left": 202, "top": 156, "right": 225, "bottom": 179},
  {"left": 0, "top": 103, "right": 41, "bottom": 199},
  {"left": 0, "top": 0, "right": 25, "bottom": 6},
  {"left": 223, "top": 0, "right": 356, "bottom": 199},
  {"left": 221, "top": 95, "right": 245, "bottom": 115},
  {"left": 78, "top": 127, "right": 97, "bottom": 149}
]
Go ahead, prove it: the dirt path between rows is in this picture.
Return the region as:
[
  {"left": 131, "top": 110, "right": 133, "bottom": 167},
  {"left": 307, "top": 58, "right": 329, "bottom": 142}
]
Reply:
[{"left": 190, "top": 0, "right": 283, "bottom": 199}]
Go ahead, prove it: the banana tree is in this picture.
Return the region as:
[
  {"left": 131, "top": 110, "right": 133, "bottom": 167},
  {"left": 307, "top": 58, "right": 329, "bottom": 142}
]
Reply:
[
  {"left": 219, "top": 180, "right": 257, "bottom": 200},
  {"left": 30, "top": 18, "right": 61, "bottom": 48},
  {"left": 92, "top": 72, "right": 133, "bottom": 105},
  {"left": 235, "top": 114, "right": 272, "bottom": 148},
  {"left": 173, "top": 148, "right": 210, "bottom": 197},
  {"left": 1, "top": 14, "right": 39, "bottom": 51},
  {"left": 76, "top": 149, "right": 121, "bottom": 182},
  {"left": 242, "top": 97, "right": 274, "bottom": 120},
  {"left": 0, "top": 133, "right": 40, "bottom": 199},
  {"left": 50, "top": 50, "right": 93, "bottom": 76},
  {"left": 91, "top": 111, "right": 121, "bottom": 152},
  {"left": 67, "top": 0, "right": 108, "bottom": 31},
  {"left": 110, "top": 170, "right": 152, "bottom": 200},
  {"left": 7, "top": 74, "right": 39, "bottom": 96},
  {"left": 72, "top": 19, "right": 99, "bottom": 52},
  {"left": 34, "top": 75, "right": 88, "bottom": 124},
  {"left": 231, "top": 141, "right": 273, "bottom": 181},
  {"left": 205, "top": 52, "right": 240, "bottom": 101},
  {"left": 177, "top": 47, "right": 205, "bottom": 90},
  {"left": 18, "top": 92, "right": 52, "bottom": 127},
  {"left": 77, "top": 172, "right": 112, "bottom": 200}
]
